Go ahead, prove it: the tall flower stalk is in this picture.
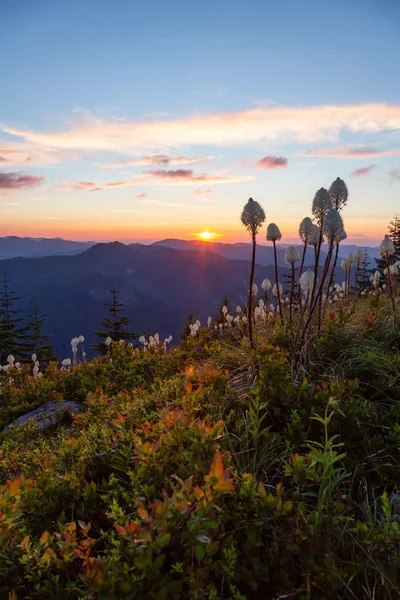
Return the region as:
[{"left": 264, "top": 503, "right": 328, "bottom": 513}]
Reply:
[
  {"left": 240, "top": 198, "right": 266, "bottom": 349},
  {"left": 284, "top": 245, "right": 301, "bottom": 327},
  {"left": 311, "top": 188, "right": 332, "bottom": 304},
  {"left": 326, "top": 178, "right": 348, "bottom": 297},
  {"left": 267, "top": 223, "right": 284, "bottom": 326},
  {"left": 316, "top": 209, "right": 344, "bottom": 329},
  {"left": 379, "top": 235, "right": 396, "bottom": 317}
]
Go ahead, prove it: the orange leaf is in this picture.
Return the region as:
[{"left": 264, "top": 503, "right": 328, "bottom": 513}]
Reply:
[
  {"left": 8, "top": 478, "right": 20, "bottom": 498},
  {"left": 186, "top": 381, "right": 193, "bottom": 393},
  {"left": 115, "top": 524, "right": 126, "bottom": 537},
  {"left": 117, "top": 414, "right": 125, "bottom": 423},
  {"left": 205, "top": 451, "right": 235, "bottom": 493},
  {"left": 39, "top": 530, "right": 49, "bottom": 545},
  {"left": 137, "top": 508, "right": 148, "bottom": 520},
  {"left": 207, "top": 450, "right": 224, "bottom": 480}
]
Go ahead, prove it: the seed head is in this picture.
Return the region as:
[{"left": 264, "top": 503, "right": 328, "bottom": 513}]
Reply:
[
  {"left": 240, "top": 198, "right": 266, "bottom": 237},
  {"left": 284, "top": 245, "right": 301, "bottom": 264},
  {"left": 261, "top": 278, "right": 272, "bottom": 291},
  {"left": 329, "top": 177, "right": 348, "bottom": 211},
  {"left": 299, "top": 269, "right": 315, "bottom": 292},
  {"left": 299, "top": 217, "right": 314, "bottom": 243},
  {"left": 379, "top": 235, "right": 395, "bottom": 257},
  {"left": 266, "top": 223, "right": 282, "bottom": 242},
  {"left": 312, "top": 188, "right": 332, "bottom": 226},
  {"left": 323, "top": 209, "right": 344, "bottom": 243}
]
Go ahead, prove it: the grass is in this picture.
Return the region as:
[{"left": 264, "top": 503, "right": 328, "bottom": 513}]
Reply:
[{"left": 0, "top": 296, "right": 400, "bottom": 598}]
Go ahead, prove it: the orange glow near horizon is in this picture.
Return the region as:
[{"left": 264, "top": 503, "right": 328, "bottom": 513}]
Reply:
[
  {"left": 0, "top": 216, "right": 388, "bottom": 246},
  {"left": 196, "top": 231, "right": 217, "bottom": 241}
]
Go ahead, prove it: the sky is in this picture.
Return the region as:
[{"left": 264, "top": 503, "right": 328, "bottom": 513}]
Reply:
[{"left": 0, "top": 0, "right": 399, "bottom": 246}]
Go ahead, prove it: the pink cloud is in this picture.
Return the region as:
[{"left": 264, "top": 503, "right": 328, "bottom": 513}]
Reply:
[
  {"left": 193, "top": 188, "right": 213, "bottom": 194},
  {"left": 256, "top": 156, "right": 287, "bottom": 169},
  {"left": 57, "top": 181, "right": 101, "bottom": 192},
  {"left": 239, "top": 158, "right": 251, "bottom": 167},
  {"left": 351, "top": 164, "right": 376, "bottom": 177},
  {"left": 0, "top": 172, "right": 44, "bottom": 189},
  {"left": 145, "top": 169, "right": 247, "bottom": 184},
  {"left": 136, "top": 192, "right": 147, "bottom": 198},
  {"left": 102, "top": 155, "right": 212, "bottom": 168},
  {"left": 303, "top": 144, "right": 400, "bottom": 159},
  {"left": 0, "top": 142, "right": 79, "bottom": 166},
  {"left": 389, "top": 169, "right": 400, "bottom": 182}
]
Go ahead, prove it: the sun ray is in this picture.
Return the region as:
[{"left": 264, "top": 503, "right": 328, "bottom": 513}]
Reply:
[{"left": 196, "top": 231, "right": 216, "bottom": 241}]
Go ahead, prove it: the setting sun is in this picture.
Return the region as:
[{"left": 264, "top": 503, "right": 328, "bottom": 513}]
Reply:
[{"left": 197, "top": 231, "right": 216, "bottom": 241}]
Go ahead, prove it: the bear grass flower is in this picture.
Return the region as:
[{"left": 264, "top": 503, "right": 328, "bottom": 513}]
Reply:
[
  {"left": 266, "top": 223, "right": 282, "bottom": 242},
  {"left": 261, "top": 278, "right": 272, "bottom": 291},
  {"left": 379, "top": 235, "right": 395, "bottom": 257},
  {"left": 284, "top": 245, "right": 301, "bottom": 264},
  {"left": 341, "top": 259, "right": 350, "bottom": 272},
  {"left": 354, "top": 248, "right": 365, "bottom": 264},
  {"left": 300, "top": 269, "right": 315, "bottom": 292},
  {"left": 272, "top": 283, "right": 283, "bottom": 297},
  {"left": 308, "top": 224, "right": 322, "bottom": 247},
  {"left": 329, "top": 177, "right": 348, "bottom": 211},
  {"left": 323, "top": 209, "right": 344, "bottom": 243},
  {"left": 299, "top": 217, "right": 314, "bottom": 243},
  {"left": 312, "top": 188, "right": 332, "bottom": 226}
]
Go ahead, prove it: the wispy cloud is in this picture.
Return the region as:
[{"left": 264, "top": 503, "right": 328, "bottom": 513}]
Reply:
[
  {"left": 303, "top": 144, "right": 400, "bottom": 159},
  {"left": 136, "top": 199, "right": 199, "bottom": 209},
  {"left": 110, "top": 209, "right": 144, "bottom": 213},
  {"left": 136, "top": 192, "right": 147, "bottom": 198},
  {"left": 193, "top": 188, "right": 213, "bottom": 194},
  {"left": 56, "top": 181, "right": 101, "bottom": 192},
  {"left": 351, "top": 164, "right": 376, "bottom": 177},
  {"left": 0, "top": 171, "right": 44, "bottom": 189},
  {"left": 56, "top": 170, "right": 246, "bottom": 193},
  {"left": 256, "top": 156, "right": 287, "bottom": 169},
  {"left": 4, "top": 103, "right": 400, "bottom": 154},
  {"left": 389, "top": 169, "right": 400, "bottom": 182},
  {"left": 102, "top": 154, "right": 212, "bottom": 168},
  {"left": 144, "top": 169, "right": 247, "bottom": 185},
  {"left": 0, "top": 142, "right": 79, "bottom": 165}
]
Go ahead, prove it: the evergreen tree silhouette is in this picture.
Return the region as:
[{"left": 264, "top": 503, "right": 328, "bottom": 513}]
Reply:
[
  {"left": 0, "top": 274, "right": 28, "bottom": 362},
  {"left": 93, "top": 285, "right": 136, "bottom": 354},
  {"left": 376, "top": 215, "right": 400, "bottom": 273},
  {"left": 357, "top": 249, "right": 372, "bottom": 291},
  {"left": 24, "top": 298, "right": 57, "bottom": 363}
]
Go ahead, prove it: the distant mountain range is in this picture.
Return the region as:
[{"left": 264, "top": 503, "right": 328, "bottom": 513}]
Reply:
[
  {"left": 0, "top": 242, "right": 293, "bottom": 358},
  {"left": 0, "top": 236, "right": 95, "bottom": 260},
  {"left": 152, "top": 239, "right": 381, "bottom": 266},
  {"left": 0, "top": 236, "right": 380, "bottom": 264},
  {"left": 0, "top": 238, "right": 379, "bottom": 359}
]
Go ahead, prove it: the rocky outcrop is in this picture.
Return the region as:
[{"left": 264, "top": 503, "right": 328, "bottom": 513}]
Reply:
[{"left": 3, "top": 400, "right": 83, "bottom": 433}]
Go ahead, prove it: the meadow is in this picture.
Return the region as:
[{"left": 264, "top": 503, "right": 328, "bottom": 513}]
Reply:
[{"left": 1, "top": 179, "right": 400, "bottom": 599}]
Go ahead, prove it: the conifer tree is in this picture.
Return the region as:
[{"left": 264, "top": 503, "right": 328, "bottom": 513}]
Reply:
[
  {"left": 93, "top": 285, "right": 136, "bottom": 354},
  {"left": 357, "top": 249, "right": 372, "bottom": 291},
  {"left": 376, "top": 215, "right": 400, "bottom": 272},
  {"left": 24, "top": 298, "right": 57, "bottom": 363},
  {"left": 181, "top": 313, "right": 195, "bottom": 340},
  {"left": 0, "top": 274, "right": 28, "bottom": 363}
]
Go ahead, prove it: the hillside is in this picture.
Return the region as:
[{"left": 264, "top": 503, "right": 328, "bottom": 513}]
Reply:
[
  {"left": 1, "top": 296, "right": 400, "bottom": 599},
  {"left": 0, "top": 236, "right": 94, "bottom": 260},
  {"left": 0, "top": 242, "right": 294, "bottom": 358}
]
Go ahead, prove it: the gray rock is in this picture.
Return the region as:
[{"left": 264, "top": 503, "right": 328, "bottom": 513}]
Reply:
[{"left": 3, "top": 400, "right": 83, "bottom": 433}]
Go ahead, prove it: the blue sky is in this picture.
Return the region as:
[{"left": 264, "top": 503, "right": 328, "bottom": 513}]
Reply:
[{"left": 1, "top": 0, "right": 399, "bottom": 244}]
